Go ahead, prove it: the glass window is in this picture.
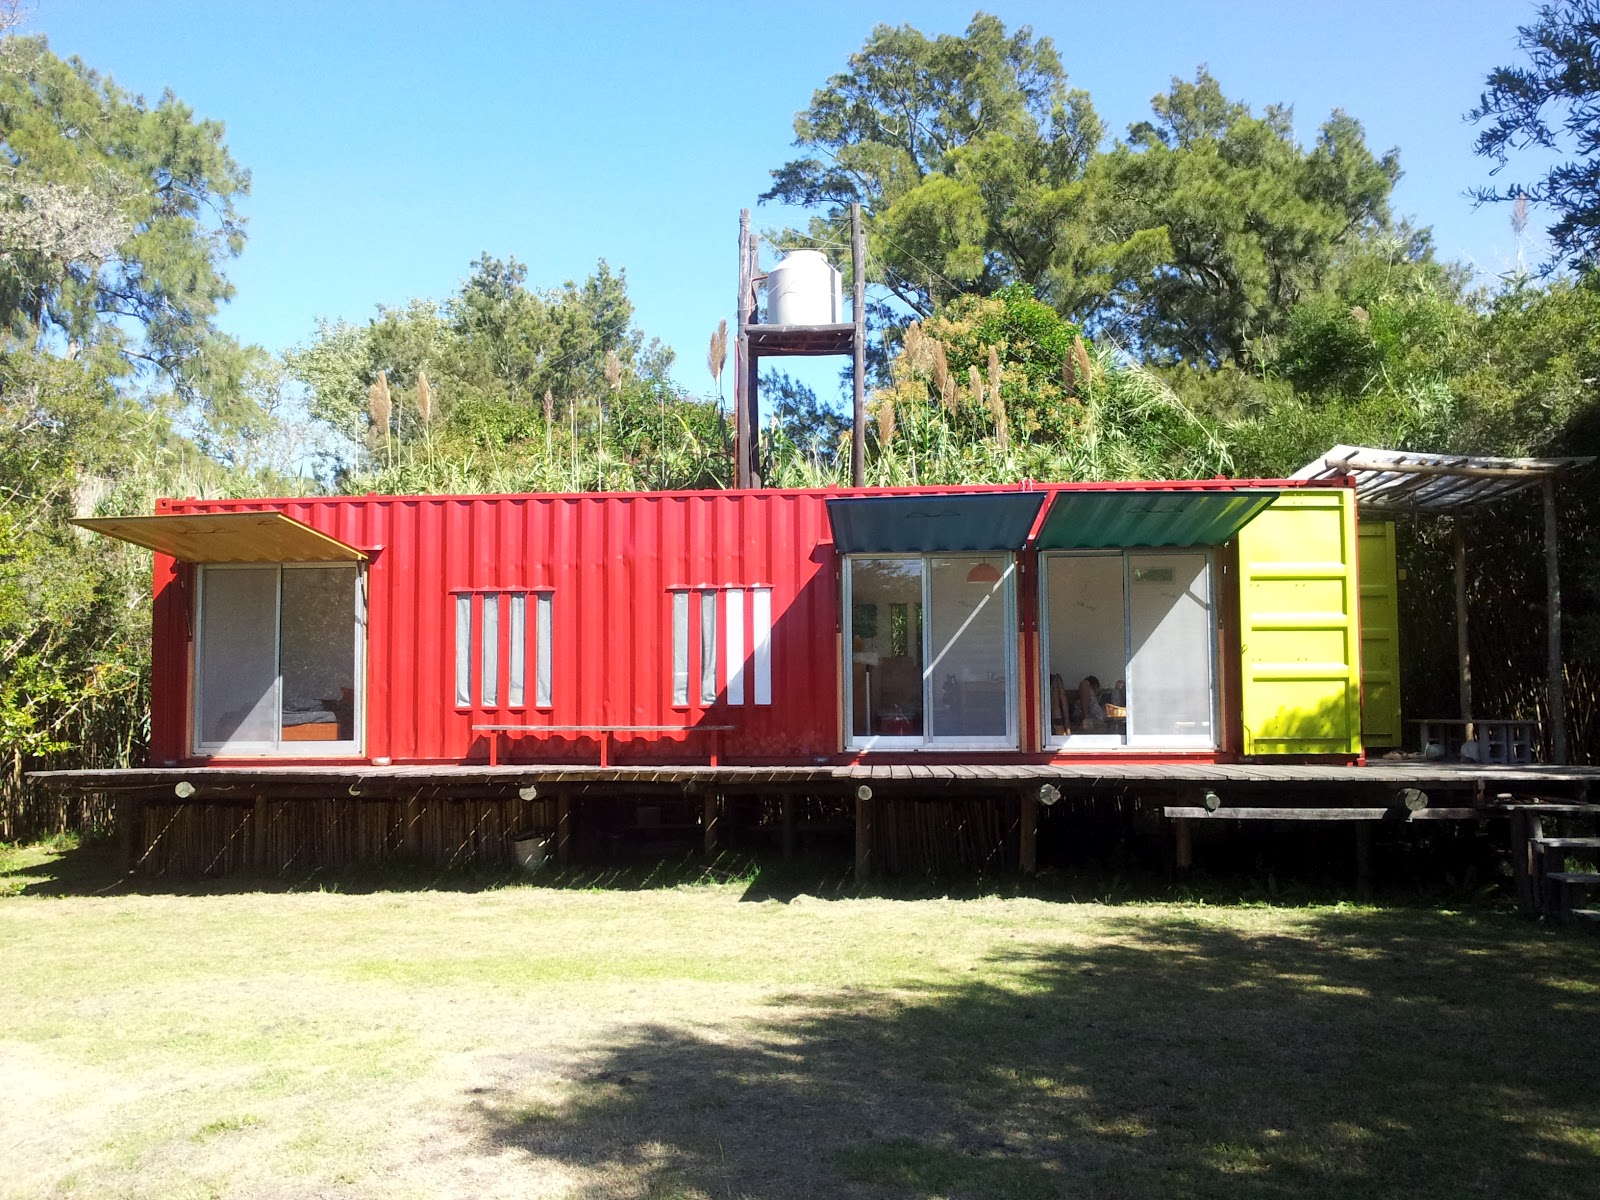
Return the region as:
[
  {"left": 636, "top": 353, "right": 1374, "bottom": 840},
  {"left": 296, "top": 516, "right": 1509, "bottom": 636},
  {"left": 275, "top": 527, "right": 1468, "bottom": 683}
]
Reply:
[
  {"left": 927, "top": 556, "right": 1011, "bottom": 742},
  {"left": 280, "top": 567, "right": 358, "bottom": 743},
  {"left": 699, "top": 591, "right": 718, "bottom": 705},
  {"left": 195, "top": 564, "right": 361, "bottom": 753},
  {"left": 534, "top": 593, "right": 552, "bottom": 708},
  {"left": 480, "top": 593, "right": 499, "bottom": 707},
  {"left": 454, "top": 593, "right": 471, "bottom": 707},
  {"left": 1127, "top": 553, "right": 1213, "bottom": 744},
  {"left": 507, "top": 593, "right": 526, "bottom": 707},
  {"left": 848, "top": 558, "right": 925, "bottom": 740},
  {"left": 197, "top": 567, "right": 279, "bottom": 746},
  {"left": 671, "top": 590, "right": 690, "bottom": 706},
  {"left": 1042, "top": 555, "right": 1126, "bottom": 741}
]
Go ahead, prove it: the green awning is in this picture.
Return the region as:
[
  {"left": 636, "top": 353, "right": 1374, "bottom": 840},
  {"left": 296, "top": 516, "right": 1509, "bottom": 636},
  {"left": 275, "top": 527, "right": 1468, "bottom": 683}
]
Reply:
[
  {"left": 1034, "top": 490, "right": 1279, "bottom": 550},
  {"left": 827, "top": 491, "right": 1046, "bottom": 554}
]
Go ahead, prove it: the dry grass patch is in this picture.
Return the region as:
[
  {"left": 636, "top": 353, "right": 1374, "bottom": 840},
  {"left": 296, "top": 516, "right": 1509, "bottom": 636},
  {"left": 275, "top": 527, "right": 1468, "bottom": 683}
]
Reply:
[{"left": 1, "top": 843, "right": 1597, "bottom": 1198}]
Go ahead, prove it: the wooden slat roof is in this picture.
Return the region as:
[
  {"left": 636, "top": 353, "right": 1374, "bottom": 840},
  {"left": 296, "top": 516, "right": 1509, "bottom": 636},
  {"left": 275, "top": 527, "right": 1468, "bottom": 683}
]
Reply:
[{"left": 1292, "top": 445, "right": 1594, "bottom": 514}]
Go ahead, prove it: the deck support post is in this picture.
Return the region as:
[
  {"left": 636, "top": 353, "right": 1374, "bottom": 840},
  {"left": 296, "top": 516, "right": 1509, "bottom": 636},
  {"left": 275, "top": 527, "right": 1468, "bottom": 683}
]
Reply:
[
  {"left": 252, "top": 795, "right": 268, "bottom": 868},
  {"left": 555, "top": 791, "right": 572, "bottom": 869},
  {"left": 1355, "top": 822, "right": 1374, "bottom": 900},
  {"left": 1453, "top": 518, "right": 1472, "bottom": 725},
  {"left": 1544, "top": 478, "right": 1568, "bottom": 764},
  {"left": 403, "top": 795, "right": 420, "bottom": 857},
  {"left": 117, "top": 794, "right": 134, "bottom": 873},
  {"left": 854, "top": 785, "right": 873, "bottom": 880},
  {"left": 1019, "top": 790, "right": 1039, "bottom": 875},
  {"left": 781, "top": 794, "right": 796, "bottom": 861},
  {"left": 1174, "top": 817, "right": 1194, "bottom": 871},
  {"left": 703, "top": 790, "right": 719, "bottom": 855}
]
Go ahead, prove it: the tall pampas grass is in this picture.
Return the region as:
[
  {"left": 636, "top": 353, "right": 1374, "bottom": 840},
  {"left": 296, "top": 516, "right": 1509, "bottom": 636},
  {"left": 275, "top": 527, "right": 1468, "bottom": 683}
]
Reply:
[
  {"left": 986, "top": 346, "right": 1009, "bottom": 448},
  {"left": 931, "top": 340, "right": 956, "bottom": 413},
  {"left": 968, "top": 364, "right": 984, "bottom": 409},
  {"left": 368, "top": 370, "right": 393, "bottom": 464},
  {"left": 875, "top": 393, "right": 896, "bottom": 447},
  {"left": 708, "top": 319, "right": 728, "bottom": 402},
  {"left": 416, "top": 369, "right": 434, "bottom": 425}
]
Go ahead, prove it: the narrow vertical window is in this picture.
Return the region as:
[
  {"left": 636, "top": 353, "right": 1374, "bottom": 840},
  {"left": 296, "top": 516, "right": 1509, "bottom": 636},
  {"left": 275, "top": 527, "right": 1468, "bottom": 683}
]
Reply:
[
  {"left": 725, "top": 588, "right": 746, "bottom": 705},
  {"left": 507, "top": 593, "right": 527, "bottom": 707},
  {"left": 671, "top": 590, "right": 690, "bottom": 706},
  {"left": 699, "top": 591, "right": 718, "bottom": 705},
  {"left": 752, "top": 587, "right": 772, "bottom": 705},
  {"left": 534, "top": 592, "right": 553, "bottom": 708},
  {"left": 454, "top": 593, "right": 471, "bottom": 707},
  {"left": 480, "top": 592, "right": 500, "bottom": 707}
]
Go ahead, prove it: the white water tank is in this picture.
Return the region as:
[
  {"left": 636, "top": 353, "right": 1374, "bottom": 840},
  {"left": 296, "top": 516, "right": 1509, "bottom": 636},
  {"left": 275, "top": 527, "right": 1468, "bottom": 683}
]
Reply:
[{"left": 765, "top": 249, "right": 842, "bottom": 325}]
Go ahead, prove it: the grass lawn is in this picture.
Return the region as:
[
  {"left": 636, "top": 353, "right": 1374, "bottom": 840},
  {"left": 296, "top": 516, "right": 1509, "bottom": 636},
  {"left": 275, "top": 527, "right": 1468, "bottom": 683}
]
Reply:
[{"left": 1, "top": 840, "right": 1598, "bottom": 1200}]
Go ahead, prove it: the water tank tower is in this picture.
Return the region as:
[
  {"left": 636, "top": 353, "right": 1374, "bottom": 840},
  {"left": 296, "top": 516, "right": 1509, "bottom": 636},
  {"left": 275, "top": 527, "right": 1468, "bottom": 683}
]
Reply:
[{"left": 764, "top": 249, "right": 842, "bottom": 325}]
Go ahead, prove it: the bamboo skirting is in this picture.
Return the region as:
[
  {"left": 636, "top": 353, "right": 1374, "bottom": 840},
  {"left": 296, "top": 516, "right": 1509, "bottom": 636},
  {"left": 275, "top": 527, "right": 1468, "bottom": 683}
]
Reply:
[
  {"left": 130, "top": 795, "right": 558, "bottom": 876},
  {"left": 872, "top": 794, "right": 1020, "bottom": 874}
]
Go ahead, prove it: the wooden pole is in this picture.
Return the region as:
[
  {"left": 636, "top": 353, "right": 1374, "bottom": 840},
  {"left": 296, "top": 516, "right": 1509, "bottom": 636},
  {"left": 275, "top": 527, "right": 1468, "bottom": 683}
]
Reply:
[
  {"left": 1019, "top": 790, "right": 1038, "bottom": 875},
  {"left": 850, "top": 201, "right": 866, "bottom": 488},
  {"left": 118, "top": 795, "right": 133, "bottom": 873},
  {"left": 1543, "top": 478, "right": 1568, "bottom": 764},
  {"left": 854, "top": 785, "right": 873, "bottom": 879},
  {"left": 555, "top": 791, "right": 571, "bottom": 868},
  {"left": 1453, "top": 517, "right": 1472, "bottom": 723},
  {"left": 702, "top": 790, "right": 718, "bottom": 855},
  {"left": 745, "top": 231, "right": 762, "bottom": 489},
  {"left": 1354, "top": 822, "right": 1373, "bottom": 900},
  {"left": 1174, "top": 818, "right": 1193, "bottom": 871},
  {"left": 734, "top": 210, "right": 752, "bottom": 490},
  {"left": 781, "top": 794, "right": 795, "bottom": 861}
]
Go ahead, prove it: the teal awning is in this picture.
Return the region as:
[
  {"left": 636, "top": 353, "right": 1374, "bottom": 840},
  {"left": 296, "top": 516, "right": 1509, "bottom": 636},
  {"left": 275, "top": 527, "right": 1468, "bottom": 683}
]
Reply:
[
  {"left": 827, "top": 491, "right": 1046, "bottom": 554},
  {"left": 1034, "top": 489, "right": 1279, "bottom": 550}
]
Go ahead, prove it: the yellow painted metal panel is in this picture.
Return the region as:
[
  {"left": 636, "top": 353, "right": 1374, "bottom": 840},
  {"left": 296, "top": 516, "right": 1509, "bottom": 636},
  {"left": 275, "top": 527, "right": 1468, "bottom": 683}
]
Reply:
[
  {"left": 1357, "top": 519, "right": 1402, "bottom": 747},
  {"left": 71, "top": 513, "right": 367, "bottom": 563},
  {"left": 1237, "top": 489, "right": 1362, "bottom": 755}
]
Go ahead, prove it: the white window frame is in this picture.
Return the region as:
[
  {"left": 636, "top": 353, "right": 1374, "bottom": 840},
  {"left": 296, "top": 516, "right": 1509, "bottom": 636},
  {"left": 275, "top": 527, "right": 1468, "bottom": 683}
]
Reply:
[
  {"left": 192, "top": 562, "right": 366, "bottom": 757},
  {"left": 1038, "top": 548, "right": 1219, "bottom": 752},
  {"left": 842, "top": 553, "right": 1019, "bottom": 752}
]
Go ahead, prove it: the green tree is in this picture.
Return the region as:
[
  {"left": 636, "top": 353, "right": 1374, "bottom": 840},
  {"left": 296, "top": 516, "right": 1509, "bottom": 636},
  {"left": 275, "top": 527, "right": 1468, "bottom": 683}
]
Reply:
[
  {"left": 0, "top": 35, "right": 252, "bottom": 404},
  {"left": 1469, "top": 0, "right": 1600, "bottom": 271}
]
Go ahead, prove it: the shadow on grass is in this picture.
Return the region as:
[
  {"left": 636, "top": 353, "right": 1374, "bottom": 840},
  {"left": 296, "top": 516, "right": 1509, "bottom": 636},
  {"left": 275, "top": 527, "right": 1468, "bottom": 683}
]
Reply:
[
  {"left": 0, "top": 839, "right": 1530, "bottom": 914},
  {"left": 465, "top": 909, "right": 1600, "bottom": 1200}
]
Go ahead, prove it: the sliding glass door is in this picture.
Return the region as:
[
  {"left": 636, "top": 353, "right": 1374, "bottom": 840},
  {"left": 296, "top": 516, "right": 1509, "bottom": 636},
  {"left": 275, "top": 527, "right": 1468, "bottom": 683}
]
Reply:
[
  {"left": 195, "top": 564, "right": 364, "bottom": 755},
  {"left": 845, "top": 555, "right": 1017, "bottom": 750},
  {"left": 1040, "top": 551, "right": 1216, "bottom": 750}
]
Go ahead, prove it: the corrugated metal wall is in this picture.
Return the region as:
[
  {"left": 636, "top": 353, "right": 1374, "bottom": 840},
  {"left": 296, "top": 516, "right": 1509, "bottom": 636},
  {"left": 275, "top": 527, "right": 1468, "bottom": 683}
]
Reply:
[
  {"left": 149, "top": 479, "right": 1354, "bottom": 767},
  {"left": 153, "top": 490, "right": 841, "bottom": 764}
]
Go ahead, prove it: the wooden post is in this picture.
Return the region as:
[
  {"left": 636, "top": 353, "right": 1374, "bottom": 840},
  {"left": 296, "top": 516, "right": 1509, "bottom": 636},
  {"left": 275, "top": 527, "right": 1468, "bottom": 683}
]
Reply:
[
  {"left": 1510, "top": 808, "right": 1539, "bottom": 916},
  {"left": 403, "top": 795, "right": 420, "bottom": 856},
  {"left": 1019, "top": 790, "right": 1038, "bottom": 876},
  {"left": 734, "top": 210, "right": 752, "bottom": 489},
  {"left": 850, "top": 201, "right": 866, "bottom": 488},
  {"left": 1174, "top": 818, "right": 1193, "bottom": 871},
  {"left": 555, "top": 791, "right": 571, "bottom": 869},
  {"left": 117, "top": 795, "right": 134, "bottom": 873},
  {"left": 1355, "top": 822, "right": 1373, "bottom": 900},
  {"left": 703, "top": 790, "right": 719, "bottom": 855},
  {"left": 1453, "top": 517, "right": 1472, "bottom": 724},
  {"left": 1544, "top": 478, "right": 1567, "bottom": 764},
  {"left": 854, "top": 785, "right": 873, "bottom": 879},
  {"left": 252, "top": 795, "right": 268, "bottom": 868},
  {"left": 745, "top": 231, "right": 762, "bottom": 489},
  {"left": 781, "top": 794, "right": 796, "bottom": 861}
]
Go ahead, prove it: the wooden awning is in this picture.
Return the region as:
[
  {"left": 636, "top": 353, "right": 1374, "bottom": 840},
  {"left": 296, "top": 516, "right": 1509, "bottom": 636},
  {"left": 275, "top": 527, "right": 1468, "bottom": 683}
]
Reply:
[
  {"left": 1292, "top": 444, "right": 1595, "bottom": 514},
  {"left": 71, "top": 512, "right": 366, "bottom": 563}
]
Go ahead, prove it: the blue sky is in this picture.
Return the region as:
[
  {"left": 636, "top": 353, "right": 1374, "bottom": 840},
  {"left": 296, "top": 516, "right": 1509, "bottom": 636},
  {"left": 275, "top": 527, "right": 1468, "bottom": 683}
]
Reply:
[{"left": 36, "top": 1, "right": 1543, "bottom": 404}]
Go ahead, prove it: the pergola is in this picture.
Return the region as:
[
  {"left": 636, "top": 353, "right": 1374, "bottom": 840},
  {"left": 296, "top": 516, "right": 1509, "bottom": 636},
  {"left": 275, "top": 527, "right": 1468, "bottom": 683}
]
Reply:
[{"left": 1293, "top": 445, "right": 1595, "bottom": 763}]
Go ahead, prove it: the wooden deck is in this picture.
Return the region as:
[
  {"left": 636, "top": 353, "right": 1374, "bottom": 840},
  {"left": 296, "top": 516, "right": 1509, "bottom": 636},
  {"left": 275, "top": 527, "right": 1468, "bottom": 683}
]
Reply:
[{"left": 30, "top": 759, "right": 1600, "bottom": 798}]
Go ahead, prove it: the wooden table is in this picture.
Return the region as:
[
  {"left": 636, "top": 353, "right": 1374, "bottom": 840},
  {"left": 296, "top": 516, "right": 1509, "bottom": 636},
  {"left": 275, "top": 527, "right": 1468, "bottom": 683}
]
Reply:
[{"left": 471, "top": 724, "right": 736, "bottom": 767}]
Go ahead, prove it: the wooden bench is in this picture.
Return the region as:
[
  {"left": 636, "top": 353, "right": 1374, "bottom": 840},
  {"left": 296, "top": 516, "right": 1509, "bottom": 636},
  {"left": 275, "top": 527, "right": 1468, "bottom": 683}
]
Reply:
[{"left": 470, "top": 724, "right": 736, "bottom": 767}]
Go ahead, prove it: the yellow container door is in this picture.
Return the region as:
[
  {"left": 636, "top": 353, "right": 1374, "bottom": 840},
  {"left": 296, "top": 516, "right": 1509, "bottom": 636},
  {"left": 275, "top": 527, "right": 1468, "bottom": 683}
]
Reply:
[
  {"left": 1357, "top": 519, "right": 1402, "bottom": 748},
  {"left": 1237, "top": 489, "right": 1363, "bottom": 756}
]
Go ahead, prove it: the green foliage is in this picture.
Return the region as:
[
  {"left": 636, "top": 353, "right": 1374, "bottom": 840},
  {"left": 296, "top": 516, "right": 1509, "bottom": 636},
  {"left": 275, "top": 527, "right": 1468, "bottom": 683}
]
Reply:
[
  {"left": 0, "top": 35, "right": 252, "bottom": 404},
  {"left": 1468, "top": 0, "right": 1600, "bottom": 271}
]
